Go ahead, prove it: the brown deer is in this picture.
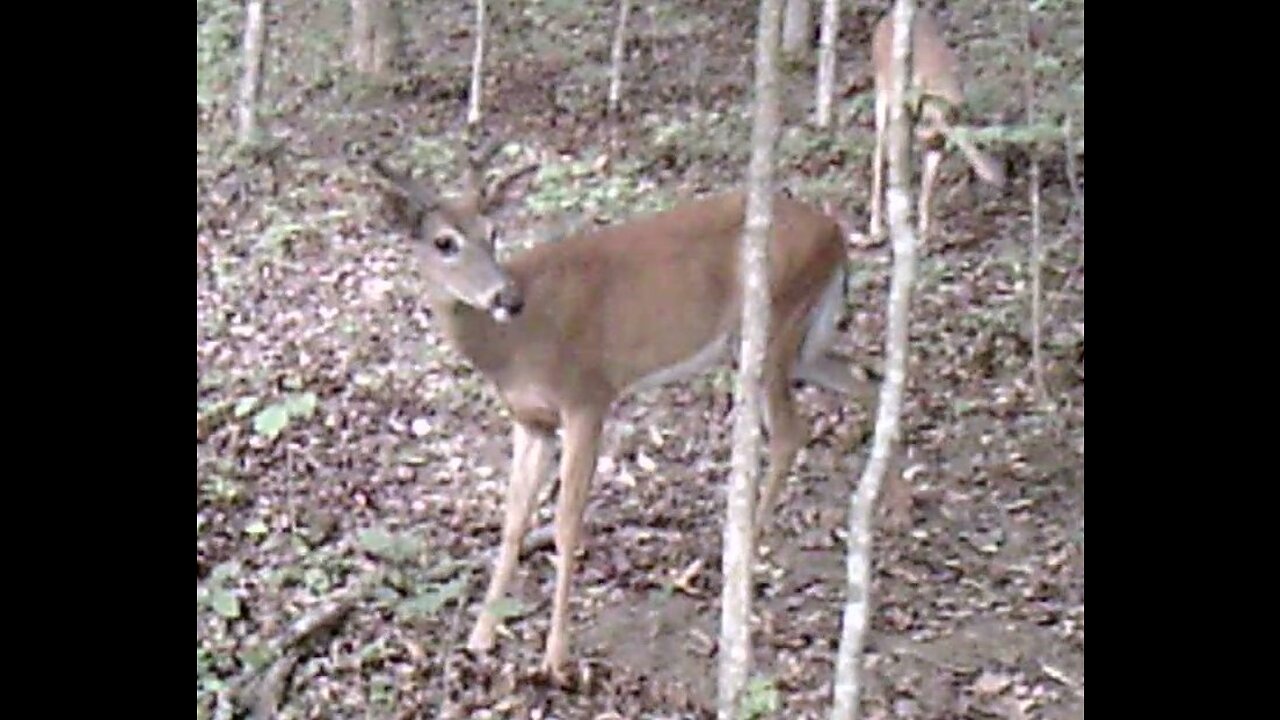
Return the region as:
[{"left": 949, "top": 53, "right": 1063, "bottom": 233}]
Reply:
[
  {"left": 368, "top": 139, "right": 874, "bottom": 684},
  {"left": 869, "top": 9, "right": 1005, "bottom": 243}
]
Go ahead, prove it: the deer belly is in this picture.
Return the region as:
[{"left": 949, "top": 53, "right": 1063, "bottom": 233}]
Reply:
[{"left": 624, "top": 332, "right": 733, "bottom": 396}]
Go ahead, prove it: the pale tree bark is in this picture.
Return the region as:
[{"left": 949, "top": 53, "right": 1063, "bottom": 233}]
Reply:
[
  {"left": 829, "top": 2, "right": 916, "bottom": 719},
  {"left": 1063, "top": 116, "right": 1084, "bottom": 272},
  {"left": 607, "top": 0, "right": 632, "bottom": 116},
  {"left": 1023, "top": 0, "right": 1051, "bottom": 406},
  {"left": 467, "top": 0, "right": 487, "bottom": 125},
  {"left": 349, "top": 0, "right": 372, "bottom": 73},
  {"left": 350, "top": 0, "right": 400, "bottom": 75},
  {"left": 371, "top": 0, "right": 402, "bottom": 76},
  {"left": 719, "top": 0, "right": 783, "bottom": 717},
  {"left": 782, "top": 0, "right": 812, "bottom": 57},
  {"left": 1063, "top": 116, "right": 1084, "bottom": 232},
  {"left": 237, "top": 0, "right": 268, "bottom": 144},
  {"left": 813, "top": 0, "right": 840, "bottom": 128}
]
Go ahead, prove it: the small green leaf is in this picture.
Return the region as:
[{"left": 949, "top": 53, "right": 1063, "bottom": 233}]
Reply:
[
  {"left": 208, "top": 588, "right": 241, "bottom": 619},
  {"left": 358, "top": 527, "right": 395, "bottom": 557},
  {"left": 357, "top": 638, "right": 387, "bottom": 662},
  {"left": 397, "top": 592, "right": 445, "bottom": 619},
  {"left": 398, "top": 576, "right": 468, "bottom": 619},
  {"left": 244, "top": 519, "right": 269, "bottom": 537},
  {"left": 197, "top": 397, "right": 234, "bottom": 420},
  {"left": 233, "top": 396, "right": 260, "bottom": 418},
  {"left": 238, "top": 643, "right": 272, "bottom": 671},
  {"left": 303, "top": 567, "right": 331, "bottom": 592},
  {"left": 252, "top": 403, "right": 290, "bottom": 438},
  {"left": 435, "top": 575, "right": 468, "bottom": 601},
  {"left": 488, "top": 596, "right": 526, "bottom": 619},
  {"left": 285, "top": 391, "right": 318, "bottom": 419},
  {"left": 210, "top": 561, "right": 242, "bottom": 583},
  {"left": 389, "top": 534, "right": 423, "bottom": 563},
  {"left": 741, "top": 676, "right": 780, "bottom": 718},
  {"left": 260, "top": 222, "right": 306, "bottom": 251}
]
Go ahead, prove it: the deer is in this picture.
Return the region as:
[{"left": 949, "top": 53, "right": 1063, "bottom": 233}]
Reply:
[
  {"left": 367, "top": 137, "right": 875, "bottom": 685},
  {"left": 868, "top": 8, "right": 1005, "bottom": 244}
]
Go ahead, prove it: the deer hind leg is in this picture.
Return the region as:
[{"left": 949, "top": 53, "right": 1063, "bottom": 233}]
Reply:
[
  {"left": 754, "top": 279, "right": 834, "bottom": 540},
  {"left": 754, "top": 356, "right": 806, "bottom": 543},
  {"left": 542, "top": 407, "right": 604, "bottom": 685},
  {"left": 468, "top": 421, "right": 556, "bottom": 652},
  {"left": 793, "top": 267, "right": 878, "bottom": 403}
]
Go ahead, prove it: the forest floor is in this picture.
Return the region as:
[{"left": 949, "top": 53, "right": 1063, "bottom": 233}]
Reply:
[{"left": 197, "top": 1, "right": 1084, "bottom": 717}]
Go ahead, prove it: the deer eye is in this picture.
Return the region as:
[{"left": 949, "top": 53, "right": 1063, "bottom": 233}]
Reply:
[{"left": 433, "top": 234, "right": 460, "bottom": 256}]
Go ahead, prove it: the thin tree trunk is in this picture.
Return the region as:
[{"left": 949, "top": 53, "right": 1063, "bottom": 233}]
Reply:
[
  {"left": 719, "top": 0, "right": 783, "bottom": 716},
  {"left": 688, "top": 43, "right": 707, "bottom": 112},
  {"left": 237, "top": 0, "right": 268, "bottom": 144},
  {"left": 607, "top": 0, "right": 632, "bottom": 116},
  {"left": 468, "top": 0, "right": 487, "bottom": 126},
  {"left": 1063, "top": 116, "right": 1084, "bottom": 273},
  {"left": 829, "top": 2, "right": 916, "bottom": 718},
  {"left": 1024, "top": 0, "right": 1051, "bottom": 406},
  {"left": 371, "top": 0, "right": 401, "bottom": 76},
  {"left": 814, "top": 0, "right": 839, "bottom": 128},
  {"left": 349, "top": 0, "right": 373, "bottom": 73},
  {"left": 782, "top": 0, "right": 812, "bottom": 57},
  {"left": 1063, "top": 116, "right": 1084, "bottom": 231}
]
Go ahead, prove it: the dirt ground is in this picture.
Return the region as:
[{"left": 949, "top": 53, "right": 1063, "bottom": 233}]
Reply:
[{"left": 197, "top": 1, "right": 1084, "bottom": 717}]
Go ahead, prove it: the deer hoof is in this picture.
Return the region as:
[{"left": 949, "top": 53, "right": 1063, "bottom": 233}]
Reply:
[
  {"left": 467, "top": 623, "right": 496, "bottom": 653},
  {"left": 539, "top": 656, "right": 573, "bottom": 688}
]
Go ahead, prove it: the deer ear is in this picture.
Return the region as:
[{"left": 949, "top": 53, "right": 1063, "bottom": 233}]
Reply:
[
  {"left": 483, "top": 163, "right": 540, "bottom": 213},
  {"left": 379, "top": 189, "right": 422, "bottom": 231},
  {"left": 371, "top": 157, "right": 434, "bottom": 230}
]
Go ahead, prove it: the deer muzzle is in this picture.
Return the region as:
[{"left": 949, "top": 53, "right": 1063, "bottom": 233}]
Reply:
[{"left": 488, "top": 283, "right": 525, "bottom": 322}]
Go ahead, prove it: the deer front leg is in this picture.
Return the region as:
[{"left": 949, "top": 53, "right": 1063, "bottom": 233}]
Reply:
[
  {"left": 467, "top": 422, "right": 556, "bottom": 652},
  {"left": 542, "top": 407, "right": 604, "bottom": 685}
]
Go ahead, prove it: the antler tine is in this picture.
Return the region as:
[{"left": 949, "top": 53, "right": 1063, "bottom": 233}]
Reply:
[
  {"left": 462, "top": 130, "right": 507, "bottom": 189},
  {"left": 371, "top": 154, "right": 437, "bottom": 207},
  {"left": 467, "top": 130, "right": 506, "bottom": 166}
]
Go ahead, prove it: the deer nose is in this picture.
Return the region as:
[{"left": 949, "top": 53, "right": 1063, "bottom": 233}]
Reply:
[{"left": 490, "top": 284, "right": 524, "bottom": 320}]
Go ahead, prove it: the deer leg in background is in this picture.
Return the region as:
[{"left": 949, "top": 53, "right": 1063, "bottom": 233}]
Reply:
[
  {"left": 917, "top": 146, "right": 943, "bottom": 242},
  {"left": 467, "top": 422, "right": 556, "bottom": 651},
  {"left": 869, "top": 92, "right": 888, "bottom": 240},
  {"left": 541, "top": 407, "right": 604, "bottom": 684}
]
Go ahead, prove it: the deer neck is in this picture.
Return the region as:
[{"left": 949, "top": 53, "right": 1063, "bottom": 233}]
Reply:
[{"left": 429, "top": 290, "right": 522, "bottom": 382}]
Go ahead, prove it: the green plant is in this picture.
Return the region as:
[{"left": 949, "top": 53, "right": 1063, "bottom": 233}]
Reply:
[
  {"left": 357, "top": 525, "right": 424, "bottom": 564},
  {"left": 396, "top": 573, "right": 469, "bottom": 619},
  {"left": 525, "top": 156, "right": 670, "bottom": 222},
  {"left": 198, "top": 561, "right": 243, "bottom": 620},
  {"left": 251, "top": 391, "right": 318, "bottom": 440},
  {"left": 741, "top": 675, "right": 780, "bottom": 719},
  {"left": 196, "top": 0, "right": 243, "bottom": 113}
]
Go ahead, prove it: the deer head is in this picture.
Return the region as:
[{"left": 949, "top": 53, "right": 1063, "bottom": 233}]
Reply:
[{"left": 370, "top": 138, "right": 539, "bottom": 322}]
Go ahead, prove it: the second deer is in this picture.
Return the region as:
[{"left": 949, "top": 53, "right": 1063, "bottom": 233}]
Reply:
[
  {"left": 869, "top": 9, "right": 1005, "bottom": 243},
  {"left": 368, "top": 139, "right": 875, "bottom": 684}
]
